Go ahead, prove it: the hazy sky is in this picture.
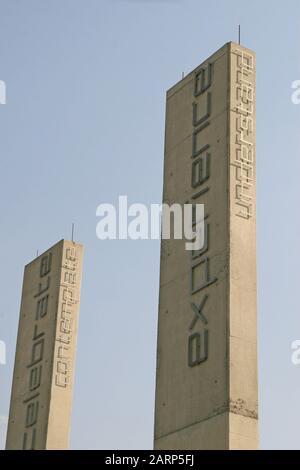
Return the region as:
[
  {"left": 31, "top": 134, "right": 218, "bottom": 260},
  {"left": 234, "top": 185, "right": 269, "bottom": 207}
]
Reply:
[{"left": 1, "top": 0, "right": 300, "bottom": 450}]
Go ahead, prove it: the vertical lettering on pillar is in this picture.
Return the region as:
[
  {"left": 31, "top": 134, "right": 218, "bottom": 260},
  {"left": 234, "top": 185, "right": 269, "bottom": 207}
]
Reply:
[
  {"left": 22, "top": 252, "right": 52, "bottom": 449},
  {"left": 187, "top": 61, "right": 217, "bottom": 368}
]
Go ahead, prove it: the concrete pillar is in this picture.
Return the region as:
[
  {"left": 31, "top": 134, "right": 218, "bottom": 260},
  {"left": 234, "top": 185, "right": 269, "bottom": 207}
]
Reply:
[
  {"left": 6, "top": 239, "right": 83, "bottom": 450},
  {"left": 154, "top": 42, "right": 258, "bottom": 450}
]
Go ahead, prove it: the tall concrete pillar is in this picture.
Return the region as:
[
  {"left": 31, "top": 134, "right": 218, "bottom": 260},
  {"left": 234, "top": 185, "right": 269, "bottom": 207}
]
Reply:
[
  {"left": 6, "top": 239, "right": 83, "bottom": 450},
  {"left": 154, "top": 42, "right": 258, "bottom": 450}
]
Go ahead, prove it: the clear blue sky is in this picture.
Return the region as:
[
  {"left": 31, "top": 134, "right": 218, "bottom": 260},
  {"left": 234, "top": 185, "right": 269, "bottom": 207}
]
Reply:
[{"left": 1, "top": 0, "right": 300, "bottom": 450}]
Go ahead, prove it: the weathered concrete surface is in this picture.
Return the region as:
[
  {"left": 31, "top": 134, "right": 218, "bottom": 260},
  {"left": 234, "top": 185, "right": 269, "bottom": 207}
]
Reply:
[
  {"left": 154, "top": 42, "right": 258, "bottom": 450},
  {"left": 6, "top": 239, "right": 83, "bottom": 450}
]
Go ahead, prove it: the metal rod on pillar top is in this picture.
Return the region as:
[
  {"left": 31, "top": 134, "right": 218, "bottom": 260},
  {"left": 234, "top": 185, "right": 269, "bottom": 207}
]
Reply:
[
  {"left": 71, "top": 223, "right": 75, "bottom": 242},
  {"left": 238, "top": 24, "right": 241, "bottom": 45}
]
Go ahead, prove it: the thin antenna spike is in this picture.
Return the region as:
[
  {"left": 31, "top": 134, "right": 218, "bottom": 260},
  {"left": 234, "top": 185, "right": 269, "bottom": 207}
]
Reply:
[
  {"left": 182, "top": 71, "right": 184, "bottom": 79},
  {"left": 71, "top": 223, "right": 75, "bottom": 242},
  {"left": 36, "top": 249, "right": 39, "bottom": 258},
  {"left": 238, "top": 24, "right": 241, "bottom": 45}
]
